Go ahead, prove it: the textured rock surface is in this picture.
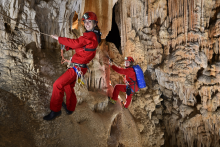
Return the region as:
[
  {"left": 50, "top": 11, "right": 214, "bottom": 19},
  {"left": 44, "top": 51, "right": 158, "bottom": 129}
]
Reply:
[
  {"left": 115, "top": 0, "right": 220, "bottom": 146},
  {"left": 2, "top": 0, "right": 220, "bottom": 147},
  {"left": 0, "top": 0, "right": 142, "bottom": 147}
]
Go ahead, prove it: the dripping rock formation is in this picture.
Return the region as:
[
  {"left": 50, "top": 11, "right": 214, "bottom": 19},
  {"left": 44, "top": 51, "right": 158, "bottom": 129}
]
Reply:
[{"left": 1, "top": 0, "right": 220, "bottom": 147}]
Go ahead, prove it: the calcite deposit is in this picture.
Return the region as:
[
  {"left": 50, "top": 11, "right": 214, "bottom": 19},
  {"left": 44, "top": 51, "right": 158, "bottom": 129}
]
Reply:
[
  {"left": 2, "top": 0, "right": 220, "bottom": 147},
  {"left": 115, "top": 0, "right": 220, "bottom": 146}
]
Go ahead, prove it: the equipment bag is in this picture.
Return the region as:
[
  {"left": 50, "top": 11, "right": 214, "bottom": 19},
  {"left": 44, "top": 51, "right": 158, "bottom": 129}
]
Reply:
[{"left": 133, "top": 65, "right": 146, "bottom": 88}]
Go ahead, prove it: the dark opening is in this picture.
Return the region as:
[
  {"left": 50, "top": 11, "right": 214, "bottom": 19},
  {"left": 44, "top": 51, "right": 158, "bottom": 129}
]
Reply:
[
  {"left": 208, "top": 6, "right": 220, "bottom": 30},
  {"left": 106, "top": 4, "right": 121, "bottom": 54},
  {"left": 4, "top": 23, "right": 13, "bottom": 34},
  {"left": 99, "top": 77, "right": 102, "bottom": 89},
  {"left": 212, "top": 52, "right": 219, "bottom": 63},
  {"left": 196, "top": 67, "right": 204, "bottom": 81},
  {"left": 196, "top": 94, "right": 201, "bottom": 104},
  {"left": 118, "top": 143, "right": 125, "bottom": 147}
]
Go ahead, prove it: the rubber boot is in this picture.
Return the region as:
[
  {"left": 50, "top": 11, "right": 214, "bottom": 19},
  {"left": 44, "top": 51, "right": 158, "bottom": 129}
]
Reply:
[
  {"left": 121, "top": 101, "right": 127, "bottom": 109},
  {"left": 43, "top": 110, "right": 61, "bottom": 121},
  {"left": 62, "top": 102, "right": 73, "bottom": 115},
  {"left": 108, "top": 97, "right": 116, "bottom": 104}
]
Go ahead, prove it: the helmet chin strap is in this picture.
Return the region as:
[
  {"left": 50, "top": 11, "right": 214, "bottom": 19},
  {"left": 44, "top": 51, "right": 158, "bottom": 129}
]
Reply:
[{"left": 86, "top": 27, "right": 95, "bottom": 32}]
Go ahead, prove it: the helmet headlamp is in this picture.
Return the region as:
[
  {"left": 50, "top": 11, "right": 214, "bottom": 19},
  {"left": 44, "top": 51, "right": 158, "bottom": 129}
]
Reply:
[{"left": 83, "top": 13, "right": 90, "bottom": 20}]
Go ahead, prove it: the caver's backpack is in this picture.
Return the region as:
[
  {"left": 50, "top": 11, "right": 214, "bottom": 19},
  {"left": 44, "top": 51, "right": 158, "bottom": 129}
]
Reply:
[
  {"left": 132, "top": 65, "right": 146, "bottom": 89},
  {"left": 126, "top": 65, "right": 146, "bottom": 95}
]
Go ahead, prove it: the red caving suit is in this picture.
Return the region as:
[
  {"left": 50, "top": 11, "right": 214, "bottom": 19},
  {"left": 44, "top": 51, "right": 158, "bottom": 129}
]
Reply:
[
  {"left": 111, "top": 65, "right": 139, "bottom": 108},
  {"left": 50, "top": 31, "right": 99, "bottom": 112}
]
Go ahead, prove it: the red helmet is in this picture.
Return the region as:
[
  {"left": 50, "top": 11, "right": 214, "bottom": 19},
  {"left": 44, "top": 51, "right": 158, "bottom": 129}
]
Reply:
[
  {"left": 82, "top": 12, "right": 98, "bottom": 23},
  {"left": 125, "top": 56, "right": 134, "bottom": 62}
]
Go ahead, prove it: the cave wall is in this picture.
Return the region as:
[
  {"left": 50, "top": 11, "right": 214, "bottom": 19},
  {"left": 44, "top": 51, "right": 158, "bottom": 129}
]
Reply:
[
  {"left": 0, "top": 0, "right": 144, "bottom": 147},
  {"left": 114, "top": 0, "right": 220, "bottom": 146},
  {"left": 2, "top": 0, "right": 220, "bottom": 147}
]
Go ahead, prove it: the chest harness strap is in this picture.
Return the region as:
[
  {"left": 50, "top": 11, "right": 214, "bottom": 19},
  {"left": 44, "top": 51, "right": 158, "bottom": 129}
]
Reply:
[{"left": 126, "top": 77, "right": 137, "bottom": 95}]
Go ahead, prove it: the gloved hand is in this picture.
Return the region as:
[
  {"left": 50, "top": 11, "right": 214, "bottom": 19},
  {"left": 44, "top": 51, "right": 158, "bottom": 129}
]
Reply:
[
  {"left": 51, "top": 35, "right": 59, "bottom": 40},
  {"left": 121, "top": 101, "right": 127, "bottom": 109},
  {"left": 61, "top": 44, "right": 65, "bottom": 50},
  {"left": 109, "top": 59, "right": 112, "bottom": 66}
]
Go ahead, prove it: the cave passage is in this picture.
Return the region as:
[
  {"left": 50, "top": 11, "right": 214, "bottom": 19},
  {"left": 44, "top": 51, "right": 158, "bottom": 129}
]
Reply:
[{"left": 106, "top": 4, "right": 121, "bottom": 54}]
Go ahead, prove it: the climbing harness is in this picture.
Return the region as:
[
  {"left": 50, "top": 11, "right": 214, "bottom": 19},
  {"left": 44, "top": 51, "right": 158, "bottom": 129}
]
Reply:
[
  {"left": 83, "top": 46, "right": 96, "bottom": 51},
  {"left": 125, "top": 77, "right": 136, "bottom": 95},
  {"left": 72, "top": 66, "right": 85, "bottom": 86}
]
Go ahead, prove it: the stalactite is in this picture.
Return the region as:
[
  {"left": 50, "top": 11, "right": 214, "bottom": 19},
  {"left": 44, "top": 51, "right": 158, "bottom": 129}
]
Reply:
[
  {"left": 201, "top": 0, "right": 203, "bottom": 29},
  {"left": 214, "top": 39, "right": 218, "bottom": 54},
  {"left": 184, "top": 0, "right": 188, "bottom": 44},
  {"left": 181, "top": 0, "right": 183, "bottom": 16},
  {"left": 151, "top": 6, "right": 154, "bottom": 24},
  {"left": 176, "top": 0, "right": 178, "bottom": 18},
  {"left": 145, "top": 0, "right": 148, "bottom": 16},
  {"left": 192, "top": 0, "right": 194, "bottom": 30},
  {"left": 218, "top": 37, "right": 220, "bottom": 55},
  {"left": 176, "top": 0, "right": 179, "bottom": 18},
  {"left": 169, "top": 0, "right": 171, "bottom": 22},
  {"left": 189, "top": 0, "right": 191, "bottom": 31}
]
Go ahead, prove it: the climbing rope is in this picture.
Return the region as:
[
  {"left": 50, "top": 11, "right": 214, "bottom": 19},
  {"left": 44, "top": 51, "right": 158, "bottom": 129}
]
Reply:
[
  {"left": 0, "top": 11, "right": 51, "bottom": 36},
  {"left": 0, "top": 12, "right": 73, "bottom": 65},
  {"left": 60, "top": 45, "right": 71, "bottom": 64}
]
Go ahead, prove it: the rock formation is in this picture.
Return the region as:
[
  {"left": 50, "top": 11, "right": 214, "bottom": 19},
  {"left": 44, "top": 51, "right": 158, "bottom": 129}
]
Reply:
[
  {"left": 2, "top": 0, "right": 220, "bottom": 147},
  {"left": 115, "top": 0, "right": 220, "bottom": 146}
]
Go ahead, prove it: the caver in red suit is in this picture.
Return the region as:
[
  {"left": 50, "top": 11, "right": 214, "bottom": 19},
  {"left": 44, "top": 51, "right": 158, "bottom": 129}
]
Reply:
[
  {"left": 111, "top": 60, "right": 139, "bottom": 108},
  {"left": 50, "top": 31, "right": 100, "bottom": 112},
  {"left": 43, "top": 12, "right": 101, "bottom": 121}
]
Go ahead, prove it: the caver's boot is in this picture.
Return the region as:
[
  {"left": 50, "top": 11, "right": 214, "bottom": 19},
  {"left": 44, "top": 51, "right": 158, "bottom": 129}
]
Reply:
[
  {"left": 43, "top": 110, "right": 61, "bottom": 121},
  {"left": 62, "top": 102, "right": 73, "bottom": 115},
  {"left": 121, "top": 101, "right": 127, "bottom": 109},
  {"left": 108, "top": 97, "right": 116, "bottom": 104}
]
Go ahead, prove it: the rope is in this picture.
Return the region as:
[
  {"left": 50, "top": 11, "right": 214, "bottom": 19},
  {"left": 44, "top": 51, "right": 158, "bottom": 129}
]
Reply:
[
  {"left": 61, "top": 49, "right": 71, "bottom": 64},
  {"left": 0, "top": 11, "right": 51, "bottom": 37},
  {"left": 0, "top": 11, "right": 71, "bottom": 65}
]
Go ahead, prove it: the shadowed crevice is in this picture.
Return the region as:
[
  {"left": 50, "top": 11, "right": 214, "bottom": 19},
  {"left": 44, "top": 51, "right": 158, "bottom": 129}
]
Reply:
[{"left": 106, "top": 4, "right": 122, "bottom": 54}]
